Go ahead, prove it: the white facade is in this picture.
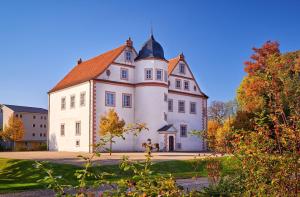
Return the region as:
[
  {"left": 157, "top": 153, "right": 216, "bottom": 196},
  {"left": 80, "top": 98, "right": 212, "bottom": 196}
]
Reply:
[{"left": 49, "top": 36, "right": 208, "bottom": 152}]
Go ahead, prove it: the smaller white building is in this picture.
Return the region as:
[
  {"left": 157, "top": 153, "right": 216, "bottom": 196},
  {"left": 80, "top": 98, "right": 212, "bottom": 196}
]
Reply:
[
  {"left": 0, "top": 104, "right": 48, "bottom": 150},
  {"left": 48, "top": 35, "right": 208, "bottom": 152}
]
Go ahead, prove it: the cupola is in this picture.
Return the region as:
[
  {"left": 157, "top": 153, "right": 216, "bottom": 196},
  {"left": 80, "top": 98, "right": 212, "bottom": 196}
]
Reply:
[{"left": 135, "top": 34, "right": 166, "bottom": 61}]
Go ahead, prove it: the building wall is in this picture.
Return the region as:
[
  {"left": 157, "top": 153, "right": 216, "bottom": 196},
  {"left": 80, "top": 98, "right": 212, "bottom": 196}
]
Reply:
[
  {"left": 49, "top": 82, "right": 91, "bottom": 152},
  {"left": 134, "top": 59, "right": 168, "bottom": 150},
  {"left": 94, "top": 82, "right": 135, "bottom": 151},
  {"left": 2, "top": 106, "right": 14, "bottom": 129},
  {"left": 167, "top": 93, "right": 204, "bottom": 151}
]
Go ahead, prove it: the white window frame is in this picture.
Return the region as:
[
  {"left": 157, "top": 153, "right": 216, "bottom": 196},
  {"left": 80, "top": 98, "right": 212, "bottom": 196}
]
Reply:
[
  {"left": 156, "top": 69, "right": 163, "bottom": 81},
  {"left": 168, "top": 99, "right": 173, "bottom": 112},
  {"left": 70, "top": 95, "right": 75, "bottom": 109},
  {"left": 179, "top": 63, "right": 185, "bottom": 74},
  {"left": 122, "top": 93, "right": 132, "bottom": 108},
  {"left": 120, "top": 68, "right": 129, "bottom": 80},
  {"left": 175, "top": 79, "right": 181, "bottom": 89},
  {"left": 164, "top": 70, "right": 168, "bottom": 82},
  {"left": 178, "top": 100, "right": 185, "bottom": 113},
  {"left": 105, "top": 91, "right": 116, "bottom": 107},
  {"left": 60, "top": 124, "right": 65, "bottom": 136},
  {"left": 61, "top": 97, "right": 66, "bottom": 110},
  {"left": 180, "top": 124, "right": 187, "bottom": 137},
  {"left": 145, "top": 68, "right": 153, "bottom": 80},
  {"left": 80, "top": 92, "right": 86, "bottom": 107},
  {"left": 125, "top": 51, "right": 132, "bottom": 62},
  {"left": 184, "top": 80, "right": 190, "bottom": 90},
  {"left": 190, "top": 102, "right": 196, "bottom": 114},
  {"left": 75, "top": 121, "right": 81, "bottom": 136}
]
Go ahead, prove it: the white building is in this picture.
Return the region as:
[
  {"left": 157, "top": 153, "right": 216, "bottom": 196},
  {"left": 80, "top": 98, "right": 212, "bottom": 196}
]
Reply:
[{"left": 48, "top": 35, "right": 208, "bottom": 152}]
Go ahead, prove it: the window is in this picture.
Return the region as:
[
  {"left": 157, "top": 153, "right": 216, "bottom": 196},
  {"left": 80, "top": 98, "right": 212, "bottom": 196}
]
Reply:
[
  {"left": 33, "top": 115, "right": 36, "bottom": 119},
  {"left": 15, "top": 114, "right": 18, "bottom": 118},
  {"left": 60, "top": 124, "right": 65, "bottom": 136},
  {"left": 61, "top": 97, "right": 66, "bottom": 110},
  {"left": 120, "top": 68, "right": 129, "bottom": 80},
  {"left": 164, "top": 93, "right": 168, "bottom": 102},
  {"left": 105, "top": 92, "right": 116, "bottom": 107},
  {"left": 194, "top": 85, "right": 197, "bottom": 91},
  {"left": 164, "top": 70, "right": 168, "bottom": 82},
  {"left": 70, "top": 95, "right": 75, "bottom": 108},
  {"left": 80, "top": 92, "right": 86, "bottom": 106},
  {"left": 125, "top": 51, "right": 132, "bottom": 61},
  {"left": 40, "top": 124, "right": 42, "bottom": 128},
  {"left": 175, "top": 79, "right": 181, "bottom": 89},
  {"left": 75, "top": 122, "right": 81, "bottom": 136},
  {"left": 20, "top": 114, "right": 22, "bottom": 118},
  {"left": 43, "top": 133, "right": 46, "bottom": 137},
  {"left": 44, "top": 116, "right": 47, "bottom": 120},
  {"left": 178, "top": 100, "right": 185, "bottom": 113},
  {"left": 122, "top": 94, "right": 132, "bottom": 108},
  {"left": 32, "top": 133, "right": 35, "bottom": 137},
  {"left": 179, "top": 64, "right": 185, "bottom": 74},
  {"left": 156, "top": 69, "right": 163, "bottom": 81},
  {"left": 33, "top": 124, "right": 35, "bottom": 127},
  {"left": 76, "top": 140, "right": 80, "bottom": 147},
  {"left": 190, "top": 102, "right": 196, "bottom": 114},
  {"left": 44, "top": 124, "right": 46, "bottom": 128},
  {"left": 145, "top": 68, "right": 153, "bottom": 80},
  {"left": 40, "top": 133, "right": 42, "bottom": 137},
  {"left": 164, "top": 112, "right": 167, "bottom": 121},
  {"left": 184, "top": 81, "right": 190, "bottom": 90},
  {"left": 180, "top": 125, "right": 187, "bottom": 137},
  {"left": 168, "top": 99, "right": 173, "bottom": 112}
]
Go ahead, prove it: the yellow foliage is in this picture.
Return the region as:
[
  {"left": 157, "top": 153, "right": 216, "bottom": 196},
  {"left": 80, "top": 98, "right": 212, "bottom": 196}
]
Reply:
[
  {"left": 2, "top": 115, "right": 24, "bottom": 142},
  {"left": 99, "top": 109, "right": 125, "bottom": 137}
]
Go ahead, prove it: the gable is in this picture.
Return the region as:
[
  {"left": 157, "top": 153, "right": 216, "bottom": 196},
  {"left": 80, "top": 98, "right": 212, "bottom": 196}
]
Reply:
[
  {"left": 168, "top": 54, "right": 208, "bottom": 98},
  {"left": 49, "top": 45, "right": 127, "bottom": 93}
]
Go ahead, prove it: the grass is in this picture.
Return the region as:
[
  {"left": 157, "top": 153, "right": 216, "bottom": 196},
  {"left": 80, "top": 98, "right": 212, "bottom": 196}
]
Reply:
[{"left": 0, "top": 156, "right": 240, "bottom": 193}]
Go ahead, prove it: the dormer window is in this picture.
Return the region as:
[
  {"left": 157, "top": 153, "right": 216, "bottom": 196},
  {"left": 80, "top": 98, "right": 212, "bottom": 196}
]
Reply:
[
  {"left": 179, "top": 64, "right": 185, "bottom": 74},
  {"left": 125, "top": 51, "right": 132, "bottom": 62}
]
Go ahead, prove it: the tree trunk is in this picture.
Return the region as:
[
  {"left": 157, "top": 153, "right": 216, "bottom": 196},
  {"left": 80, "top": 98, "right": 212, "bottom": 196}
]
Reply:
[{"left": 109, "top": 137, "right": 112, "bottom": 156}]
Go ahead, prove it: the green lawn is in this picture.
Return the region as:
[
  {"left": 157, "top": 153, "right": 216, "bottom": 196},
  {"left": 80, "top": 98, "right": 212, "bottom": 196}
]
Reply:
[{"left": 0, "top": 156, "right": 239, "bottom": 193}]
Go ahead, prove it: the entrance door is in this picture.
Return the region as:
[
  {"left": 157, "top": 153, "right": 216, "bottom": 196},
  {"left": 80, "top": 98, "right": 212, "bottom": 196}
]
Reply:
[{"left": 168, "top": 136, "right": 174, "bottom": 151}]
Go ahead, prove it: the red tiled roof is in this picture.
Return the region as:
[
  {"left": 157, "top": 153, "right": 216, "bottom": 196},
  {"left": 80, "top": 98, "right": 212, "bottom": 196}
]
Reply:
[
  {"left": 168, "top": 56, "right": 180, "bottom": 75},
  {"left": 49, "top": 45, "right": 127, "bottom": 93}
]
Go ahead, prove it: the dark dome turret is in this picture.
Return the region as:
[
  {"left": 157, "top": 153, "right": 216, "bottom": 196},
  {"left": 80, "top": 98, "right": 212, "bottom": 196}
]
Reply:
[{"left": 135, "top": 35, "right": 166, "bottom": 61}]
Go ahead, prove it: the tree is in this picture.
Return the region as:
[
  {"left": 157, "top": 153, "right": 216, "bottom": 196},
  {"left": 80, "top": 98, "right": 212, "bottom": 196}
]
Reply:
[
  {"left": 208, "top": 101, "right": 227, "bottom": 123},
  {"left": 233, "top": 42, "right": 300, "bottom": 195},
  {"left": 98, "top": 109, "right": 147, "bottom": 155},
  {"left": 99, "top": 109, "right": 125, "bottom": 155},
  {"left": 1, "top": 115, "right": 24, "bottom": 150}
]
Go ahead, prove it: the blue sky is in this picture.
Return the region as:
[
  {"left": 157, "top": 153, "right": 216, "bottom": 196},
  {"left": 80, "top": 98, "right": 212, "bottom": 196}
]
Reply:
[{"left": 0, "top": 0, "right": 299, "bottom": 108}]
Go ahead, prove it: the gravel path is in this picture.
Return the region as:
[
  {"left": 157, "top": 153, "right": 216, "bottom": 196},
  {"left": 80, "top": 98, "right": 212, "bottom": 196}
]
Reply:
[{"left": 0, "top": 151, "right": 221, "bottom": 166}]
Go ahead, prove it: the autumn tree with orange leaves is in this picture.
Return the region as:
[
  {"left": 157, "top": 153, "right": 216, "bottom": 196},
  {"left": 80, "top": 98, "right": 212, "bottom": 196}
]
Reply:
[
  {"left": 1, "top": 115, "right": 25, "bottom": 149},
  {"left": 232, "top": 41, "right": 300, "bottom": 196}
]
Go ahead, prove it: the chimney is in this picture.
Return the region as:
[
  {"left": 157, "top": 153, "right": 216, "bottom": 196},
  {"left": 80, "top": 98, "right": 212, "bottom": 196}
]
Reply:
[
  {"left": 77, "top": 58, "right": 82, "bottom": 64},
  {"left": 126, "top": 37, "right": 133, "bottom": 47},
  {"left": 179, "top": 53, "right": 185, "bottom": 60}
]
